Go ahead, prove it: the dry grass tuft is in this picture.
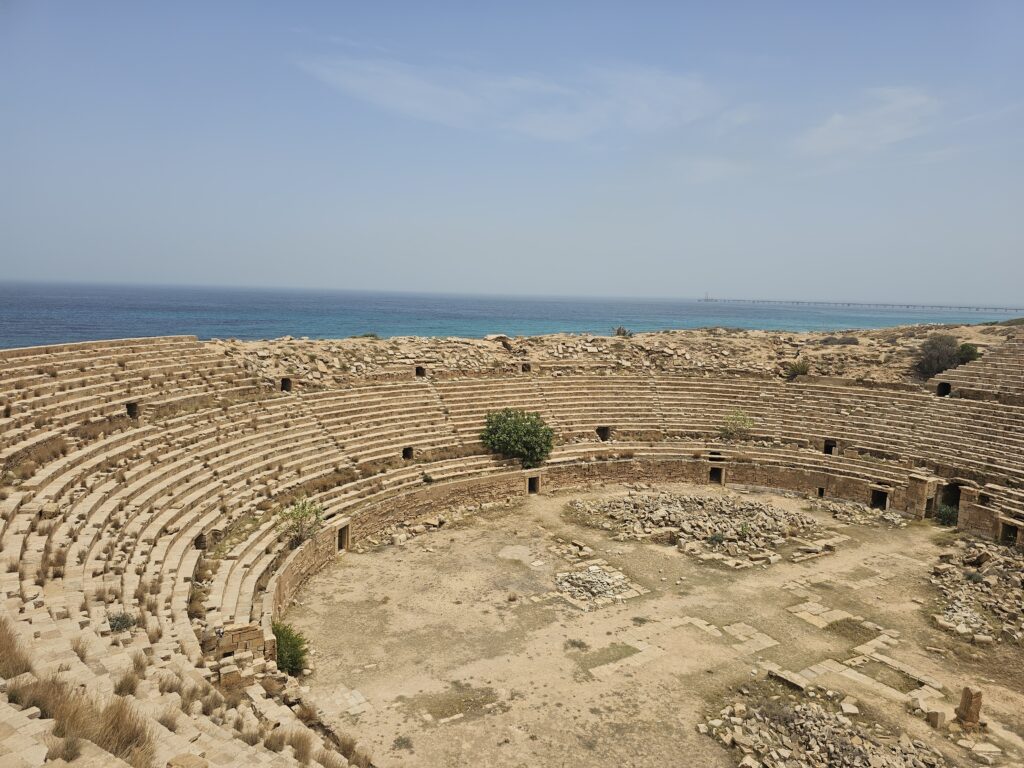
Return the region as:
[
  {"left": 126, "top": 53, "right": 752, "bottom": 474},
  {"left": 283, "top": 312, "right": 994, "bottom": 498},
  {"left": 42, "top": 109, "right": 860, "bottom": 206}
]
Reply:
[
  {"left": 288, "top": 729, "right": 314, "bottom": 764},
  {"left": 45, "top": 736, "right": 83, "bottom": 762},
  {"left": 71, "top": 634, "right": 90, "bottom": 662},
  {"left": 113, "top": 670, "right": 139, "bottom": 696},
  {"left": 131, "top": 651, "right": 149, "bottom": 676},
  {"left": 157, "top": 708, "right": 178, "bottom": 733},
  {"left": 263, "top": 728, "right": 287, "bottom": 752},
  {"left": 318, "top": 749, "right": 350, "bottom": 768},
  {"left": 9, "top": 673, "right": 154, "bottom": 768},
  {"left": 0, "top": 616, "right": 33, "bottom": 678},
  {"left": 259, "top": 676, "right": 285, "bottom": 696}
]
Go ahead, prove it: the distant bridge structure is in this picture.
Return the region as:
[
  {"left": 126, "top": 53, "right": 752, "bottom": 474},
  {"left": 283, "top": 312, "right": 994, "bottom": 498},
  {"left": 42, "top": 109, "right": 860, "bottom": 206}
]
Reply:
[{"left": 698, "top": 297, "right": 1024, "bottom": 313}]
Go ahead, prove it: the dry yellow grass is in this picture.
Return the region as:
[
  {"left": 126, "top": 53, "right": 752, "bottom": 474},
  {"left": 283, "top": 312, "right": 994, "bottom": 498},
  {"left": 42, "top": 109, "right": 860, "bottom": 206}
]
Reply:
[{"left": 0, "top": 615, "right": 32, "bottom": 677}]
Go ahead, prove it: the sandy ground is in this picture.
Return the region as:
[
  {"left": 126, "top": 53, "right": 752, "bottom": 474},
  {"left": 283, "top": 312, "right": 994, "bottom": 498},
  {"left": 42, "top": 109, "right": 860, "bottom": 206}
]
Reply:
[{"left": 286, "top": 484, "right": 1024, "bottom": 768}]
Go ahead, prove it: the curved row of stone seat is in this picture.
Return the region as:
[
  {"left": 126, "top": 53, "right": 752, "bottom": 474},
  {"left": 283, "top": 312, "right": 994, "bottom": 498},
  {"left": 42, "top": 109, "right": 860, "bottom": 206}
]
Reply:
[
  {"left": 932, "top": 337, "right": 1024, "bottom": 403},
  {"left": 5, "top": 338, "right": 1024, "bottom": 768},
  {"left": 0, "top": 337, "right": 263, "bottom": 484}
]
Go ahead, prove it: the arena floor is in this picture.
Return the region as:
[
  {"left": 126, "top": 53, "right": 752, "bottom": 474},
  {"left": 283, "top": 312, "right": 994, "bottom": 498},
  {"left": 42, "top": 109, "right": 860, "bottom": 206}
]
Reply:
[{"left": 287, "top": 483, "right": 1024, "bottom": 767}]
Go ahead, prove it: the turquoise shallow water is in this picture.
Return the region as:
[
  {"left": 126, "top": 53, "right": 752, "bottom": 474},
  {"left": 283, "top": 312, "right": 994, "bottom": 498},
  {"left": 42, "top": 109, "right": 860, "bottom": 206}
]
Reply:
[{"left": 0, "top": 282, "right": 1018, "bottom": 349}]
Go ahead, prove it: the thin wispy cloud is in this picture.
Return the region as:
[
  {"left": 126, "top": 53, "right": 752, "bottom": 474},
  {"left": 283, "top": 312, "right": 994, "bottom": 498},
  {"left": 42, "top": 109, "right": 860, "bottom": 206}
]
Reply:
[
  {"left": 794, "top": 87, "right": 939, "bottom": 158},
  {"left": 300, "top": 56, "right": 721, "bottom": 141}
]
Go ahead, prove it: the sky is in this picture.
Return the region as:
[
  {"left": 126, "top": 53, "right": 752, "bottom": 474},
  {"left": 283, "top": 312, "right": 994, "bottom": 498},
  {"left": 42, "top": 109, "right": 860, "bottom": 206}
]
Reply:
[{"left": 1, "top": 1, "right": 1022, "bottom": 303}]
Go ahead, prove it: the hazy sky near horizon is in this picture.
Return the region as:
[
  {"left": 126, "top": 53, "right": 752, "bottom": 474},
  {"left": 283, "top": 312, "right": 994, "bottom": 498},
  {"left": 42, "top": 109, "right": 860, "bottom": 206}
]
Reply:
[{"left": 2, "top": 2, "right": 1022, "bottom": 303}]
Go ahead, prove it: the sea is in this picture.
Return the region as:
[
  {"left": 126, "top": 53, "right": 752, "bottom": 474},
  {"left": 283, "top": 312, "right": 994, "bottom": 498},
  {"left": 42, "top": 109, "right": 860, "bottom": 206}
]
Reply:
[{"left": 0, "top": 281, "right": 1018, "bottom": 350}]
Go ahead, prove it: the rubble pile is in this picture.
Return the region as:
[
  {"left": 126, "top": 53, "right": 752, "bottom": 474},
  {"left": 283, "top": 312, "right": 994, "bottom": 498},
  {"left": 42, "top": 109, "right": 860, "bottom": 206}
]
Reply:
[
  {"left": 555, "top": 567, "right": 627, "bottom": 601},
  {"left": 930, "top": 540, "right": 1024, "bottom": 645},
  {"left": 814, "top": 499, "right": 908, "bottom": 528},
  {"left": 701, "top": 686, "right": 949, "bottom": 768},
  {"left": 569, "top": 492, "right": 826, "bottom": 566}
]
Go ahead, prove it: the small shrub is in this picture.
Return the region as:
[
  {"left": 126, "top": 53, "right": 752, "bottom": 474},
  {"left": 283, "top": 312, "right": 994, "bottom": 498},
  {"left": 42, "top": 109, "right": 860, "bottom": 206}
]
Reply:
[
  {"left": 957, "top": 342, "right": 979, "bottom": 365},
  {"left": 717, "top": 410, "right": 754, "bottom": 441},
  {"left": 783, "top": 359, "right": 811, "bottom": 380},
  {"left": 821, "top": 335, "right": 859, "bottom": 345},
  {"left": 278, "top": 498, "right": 324, "bottom": 548},
  {"left": 965, "top": 570, "right": 984, "bottom": 583},
  {"left": 272, "top": 620, "right": 309, "bottom": 677},
  {"left": 108, "top": 612, "right": 137, "bottom": 633},
  {"left": 936, "top": 504, "right": 959, "bottom": 527},
  {"left": 915, "top": 334, "right": 979, "bottom": 378},
  {"left": 612, "top": 326, "right": 633, "bottom": 338},
  {"left": 707, "top": 532, "right": 725, "bottom": 545},
  {"left": 481, "top": 408, "right": 554, "bottom": 468},
  {"left": 393, "top": 735, "right": 414, "bottom": 751}
]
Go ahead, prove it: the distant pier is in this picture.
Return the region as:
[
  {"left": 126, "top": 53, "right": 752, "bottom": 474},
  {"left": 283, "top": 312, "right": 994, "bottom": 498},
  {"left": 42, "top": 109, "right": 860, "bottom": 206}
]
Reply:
[{"left": 698, "top": 298, "right": 1024, "bottom": 313}]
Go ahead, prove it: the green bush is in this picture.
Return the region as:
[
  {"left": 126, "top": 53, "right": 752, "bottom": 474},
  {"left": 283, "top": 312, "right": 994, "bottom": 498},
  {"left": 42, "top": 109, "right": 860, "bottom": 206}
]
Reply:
[
  {"left": 481, "top": 408, "right": 554, "bottom": 468},
  {"left": 272, "top": 621, "right": 309, "bottom": 676},
  {"left": 278, "top": 498, "right": 324, "bottom": 548},
  {"left": 612, "top": 326, "right": 633, "bottom": 338},
  {"left": 783, "top": 359, "right": 811, "bottom": 380},
  {"left": 957, "top": 343, "right": 979, "bottom": 365},
  {"left": 108, "top": 612, "right": 137, "bottom": 633},
  {"left": 718, "top": 410, "right": 754, "bottom": 441},
  {"left": 915, "top": 334, "right": 979, "bottom": 379},
  {"left": 935, "top": 504, "right": 958, "bottom": 527}
]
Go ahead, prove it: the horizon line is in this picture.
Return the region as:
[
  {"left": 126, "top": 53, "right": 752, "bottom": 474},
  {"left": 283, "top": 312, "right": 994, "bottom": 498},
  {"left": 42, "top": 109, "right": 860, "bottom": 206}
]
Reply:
[{"left": 2, "top": 278, "right": 1020, "bottom": 311}]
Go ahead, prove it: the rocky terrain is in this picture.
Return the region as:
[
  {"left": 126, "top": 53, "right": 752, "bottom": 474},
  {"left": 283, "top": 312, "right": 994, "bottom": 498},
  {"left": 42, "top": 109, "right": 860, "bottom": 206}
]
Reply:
[
  {"left": 567, "top": 491, "right": 831, "bottom": 567},
  {"left": 211, "top": 322, "right": 1016, "bottom": 386},
  {"left": 812, "top": 499, "right": 909, "bottom": 528},
  {"left": 701, "top": 683, "right": 951, "bottom": 768},
  {"left": 931, "top": 540, "right": 1024, "bottom": 645}
]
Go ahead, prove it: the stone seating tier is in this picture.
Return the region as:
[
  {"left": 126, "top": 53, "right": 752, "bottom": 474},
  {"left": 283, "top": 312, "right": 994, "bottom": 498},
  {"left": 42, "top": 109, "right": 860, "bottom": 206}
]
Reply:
[{"left": 3, "top": 335, "right": 1024, "bottom": 768}]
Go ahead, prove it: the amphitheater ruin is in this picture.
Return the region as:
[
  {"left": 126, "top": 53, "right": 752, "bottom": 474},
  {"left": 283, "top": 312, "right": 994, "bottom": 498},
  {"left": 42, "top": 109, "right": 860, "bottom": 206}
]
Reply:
[{"left": 1, "top": 322, "right": 1023, "bottom": 767}]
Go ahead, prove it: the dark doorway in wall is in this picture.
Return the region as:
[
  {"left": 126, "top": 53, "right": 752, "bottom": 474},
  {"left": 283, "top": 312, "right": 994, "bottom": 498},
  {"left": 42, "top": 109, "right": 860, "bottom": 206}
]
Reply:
[
  {"left": 126, "top": 401, "right": 139, "bottom": 419},
  {"left": 936, "top": 382, "right": 951, "bottom": 397},
  {"left": 337, "top": 524, "right": 350, "bottom": 551},
  {"left": 402, "top": 446, "right": 414, "bottom": 460},
  {"left": 596, "top": 426, "right": 611, "bottom": 442},
  {"left": 527, "top": 476, "right": 540, "bottom": 494},
  {"left": 941, "top": 484, "right": 962, "bottom": 510},
  {"left": 1000, "top": 523, "right": 1019, "bottom": 547},
  {"left": 870, "top": 489, "right": 888, "bottom": 509},
  {"left": 709, "top": 467, "right": 723, "bottom": 484},
  {"left": 817, "top": 487, "right": 825, "bottom": 498},
  {"left": 925, "top": 497, "right": 935, "bottom": 518},
  {"left": 521, "top": 363, "right": 532, "bottom": 373},
  {"left": 823, "top": 439, "right": 837, "bottom": 456},
  {"left": 280, "top": 377, "right": 292, "bottom": 392},
  {"left": 415, "top": 366, "right": 426, "bottom": 378}
]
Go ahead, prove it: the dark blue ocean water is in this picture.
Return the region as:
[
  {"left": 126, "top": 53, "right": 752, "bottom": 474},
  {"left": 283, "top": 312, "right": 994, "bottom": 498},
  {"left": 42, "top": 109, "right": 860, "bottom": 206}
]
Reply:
[{"left": 0, "top": 282, "right": 1018, "bottom": 349}]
